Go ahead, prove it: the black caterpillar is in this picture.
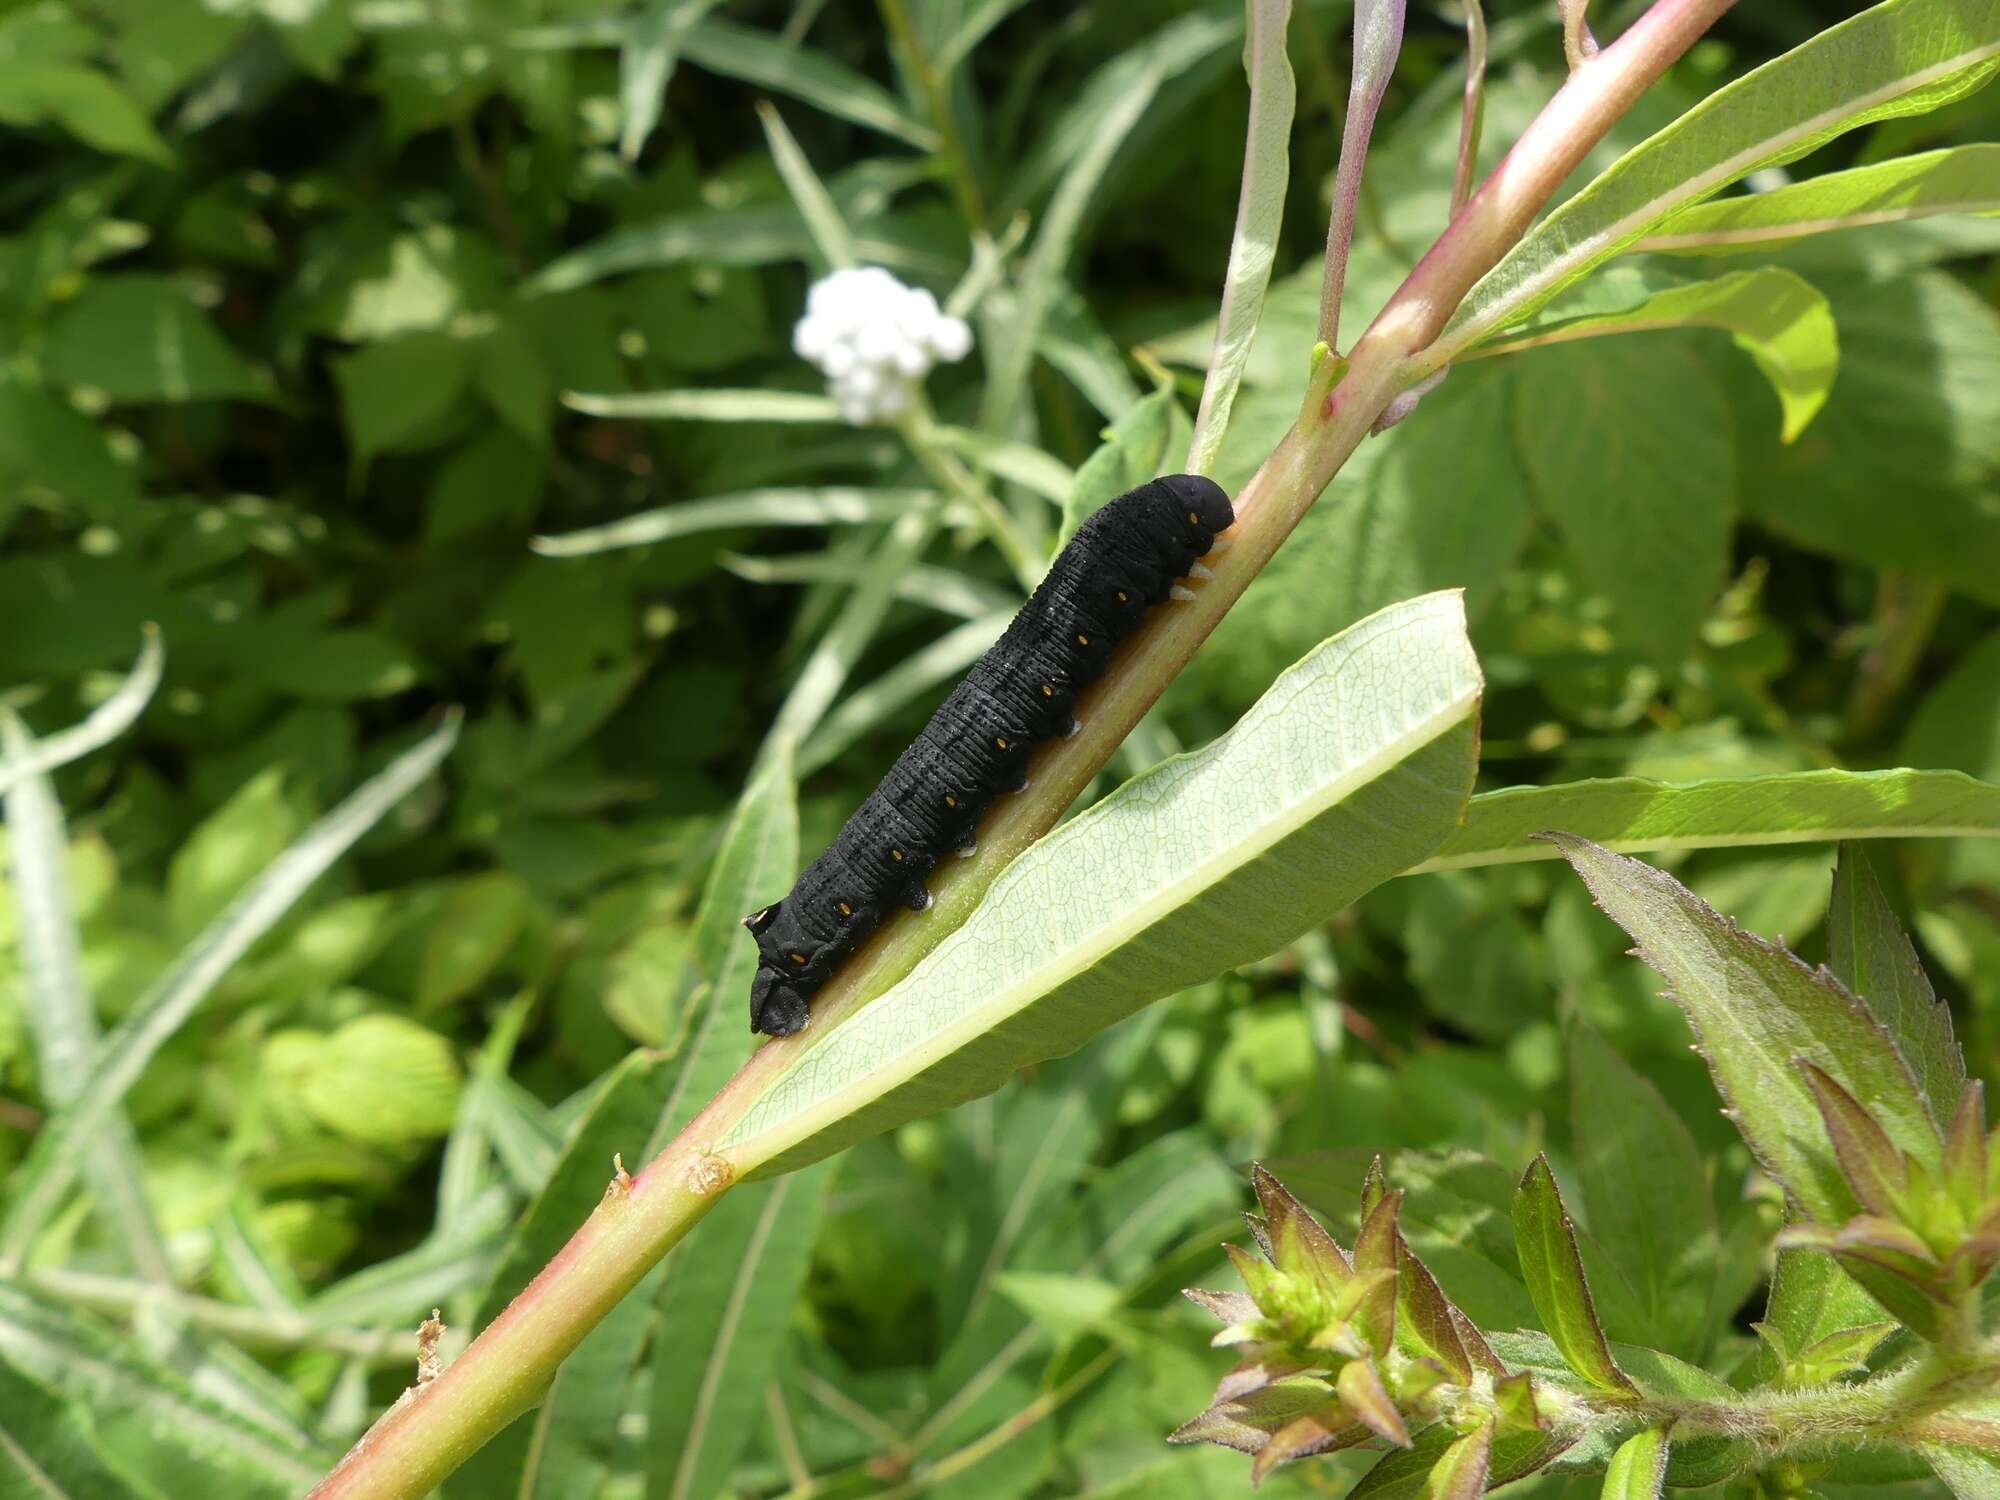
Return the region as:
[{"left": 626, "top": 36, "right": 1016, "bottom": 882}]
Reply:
[{"left": 743, "top": 473, "right": 1235, "bottom": 1037}]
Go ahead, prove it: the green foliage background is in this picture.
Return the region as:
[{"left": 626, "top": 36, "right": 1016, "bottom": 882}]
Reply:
[{"left": 2, "top": 0, "right": 1999, "bottom": 1495}]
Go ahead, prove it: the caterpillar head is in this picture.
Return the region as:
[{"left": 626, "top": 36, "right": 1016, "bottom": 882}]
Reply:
[
  {"left": 1157, "top": 474, "right": 1235, "bottom": 548},
  {"left": 748, "top": 965, "right": 813, "bottom": 1037}
]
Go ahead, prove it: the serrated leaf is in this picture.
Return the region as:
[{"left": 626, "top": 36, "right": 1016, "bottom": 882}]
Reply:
[
  {"left": 1512, "top": 1156, "right": 1633, "bottom": 1394},
  {"left": 1800, "top": 1061, "right": 1908, "bottom": 1218},
  {"left": 1423, "top": 1418, "right": 1493, "bottom": 1500},
  {"left": 1416, "top": 768, "right": 2000, "bottom": 873},
  {"left": 1639, "top": 144, "right": 2000, "bottom": 255},
  {"left": 1439, "top": 0, "right": 2000, "bottom": 358},
  {"left": 1829, "top": 843, "right": 1964, "bottom": 1128},
  {"left": 723, "top": 593, "right": 1482, "bottom": 1175},
  {"left": 1602, "top": 1427, "right": 1669, "bottom": 1500},
  {"left": 1547, "top": 835, "right": 1938, "bottom": 1224},
  {"left": 1336, "top": 1357, "right": 1409, "bottom": 1447}
]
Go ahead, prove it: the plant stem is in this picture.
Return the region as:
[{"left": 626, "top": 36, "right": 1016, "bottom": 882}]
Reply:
[
  {"left": 1844, "top": 571, "right": 1948, "bottom": 745},
  {"left": 877, "top": 0, "right": 987, "bottom": 230},
  {"left": 304, "top": 5, "right": 1736, "bottom": 1492}
]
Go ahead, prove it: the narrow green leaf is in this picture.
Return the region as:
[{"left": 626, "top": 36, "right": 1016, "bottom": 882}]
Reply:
[
  {"left": 1602, "top": 1427, "right": 1669, "bottom": 1500},
  {"left": 1422, "top": 1418, "right": 1494, "bottom": 1500},
  {"left": 1186, "top": 0, "right": 1295, "bottom": 476},
  {"left": 1319, "top": 0, "right": 1406, "bottom": 348},
  {"left": 1829, "top": 843, "right": 1964, "bottom": 1128},
  {"left": 755, "top": 101, "right": 855, "bottom": 271},
  {"left": 1569, "top": 1028, "right": 1716, "bottom": 1360},
  {"left": 0, "top": 625, "right": 161, "bottom": 796},
  {"left": 1472, "top": 267, "right": 1838, "bottom": 442},
  {"left": 1439, "top": 0, "right": 2000, "bottom": 359},
  {"left": 305, "top": 1185, "right": 512, "bottom": 1328},
  {"left": 532, "top": 486, "right": 934, "bottom": 558},
  {"left": 617, "top": 0, "right": 727, "bottom": 160},
  {"left": 2, "top": 714, "right": 461, "bottom": 1264},
  {"left": 0, "top": 1356, "right": 149, "bottom": 1498},
  {"left": 724, "top": 593, "right": 1481, "bottom": 1176},
  {"left": 2, "top": 712, "right": 169, "bottom": 1281},
  {"left": 0, "top": 1287, "right": 324, "bottom": 1497},
  {"left": 562, "top": 387, "right": 840, "bottom": 423},
  {"left": 790, "top": 614, "right": 1004, "bottom": 777},
  {"left": 1413, "top": 767, "right": 2000, "bottom": 873},
  {"left": 646, "top": 1160, "right": 837, "bottom": 1500},
  {"left": 1061, "top": 385, "right": 1177, "bottom": 546},
  {"left": 1512, "top": 1156, "right": 1633, "bottom": 1394},
  {"left": 1925, "top": 1441, "right": 2000, "bottom": 1499},
  {"left": 1638, "top": 144, "right": 2000, "bottom": 254},
  {"left": 677, "top": 20, "right": 936, "bottom": 147},
  {"left": 1547, "top": 835, "right": 1938, "bottom": 1225},
  {"left": 724, "top": 552, "right": 1010, "bottom": 622},
  {"left": 933, "top": 427, "right": 1077, "bottom": 504},
  {"left": 980, "top": 59, "right": 1163, "bottom": 436},
  {"left": 1800, "top": 1061, "right": 1908, "bottom": 1218}
]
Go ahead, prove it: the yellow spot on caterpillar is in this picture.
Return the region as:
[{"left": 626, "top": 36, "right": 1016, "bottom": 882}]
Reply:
[
  {"left": 1187, "top": 511, "right": 1199, "bottom": 525},
  {"left": 1076, "top": 633, "right": 1089, "bottom": 646},
  {"left": 1117, "top": 590, "right": 1129, "bottom": 603},
  {"left": 944, "top": 795, "right": 957, "bottom": 807},
  {"left": 995, "top": 736, "right": 1010, "bottom": 750},
  {"left": 1041, "top": 684, "right": 1053, "bottom": 697},
  {"left": 891, "top": 848, "right": 904, "bottom": 862},
  {"left": 838, "top": 901, "right": 852, "bottom": 916},
  {"left": 790, "top": 952, "right": 806, "bottom": 965}
]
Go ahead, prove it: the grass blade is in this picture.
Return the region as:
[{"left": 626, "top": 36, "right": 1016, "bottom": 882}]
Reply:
[
  {"left": 532, "top": 486, "right": 934, "bottom": 558},
  {"left": 1187, "top": 0, "right": 1296, "bottom": 476},
  {"left": 1412, "top": 767, "right": 2000, "bottom": 872},
  {"left": 756, "top": 101, "right": 857, "bottom": 269},
  {"left": 797, "top": 613, "right": 1009, "bottom": 776},
  {"left": 619, "top": 0, "right": 728, "bottom": 160},
  {"left": 1, "top": 711, "right": 170, "bottom": 1282},
  {"left": 561, "top": 388, "right": 840, "bottom": 423},
  {"left": 0, "top": 624, "right": 161, "bottom": 796},
  {"left": 1, "top": 714, "right": 462, "bottom": 1266},
  {"left": 679, "top": 19, "right": 937, "bottom": 148}
]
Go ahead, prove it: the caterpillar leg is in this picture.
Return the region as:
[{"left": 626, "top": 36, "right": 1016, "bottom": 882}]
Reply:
[{"left": 905, "top": 884, "right": 932, "bottom": 912}]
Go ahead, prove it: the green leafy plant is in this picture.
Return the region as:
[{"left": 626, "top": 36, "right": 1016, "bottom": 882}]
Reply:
[
  {"left": 1178, "top": 841, "right": 2000, "bottom": 1495},
  {"left": 3, "top": 0, "right": 2000, "bottom": 1497}
]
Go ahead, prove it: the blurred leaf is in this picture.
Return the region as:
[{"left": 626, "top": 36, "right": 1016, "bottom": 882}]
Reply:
[
  {"left": 1568, "top": 1028, "right": 1716, "bottom": 1360},
  {"left": 1476, "top": 266, "right": 1837, "bottom": 442},
  {"left": 798, "top": 612, "right": 1008, "bottom": 776},
  {"left": 0, "top": 378, "right": 142, "bottom": 522},
  {"left": 1061, "top": 385, "right": 1177, "bottom": 546},
  {"left": 1513, "top": 337, "right": 1733, "bottom": 666},
  {"left": 332, "top": 332, "right": 473, "bottom": 471},
  {"left": 1639, "top": 143, "right": 2000, "bottom": 254},
  {"left": 1740, "top": 271, "right": 2000, "bottom": 600},
  {"left": 1, "top": 716, "right": 460, "bottom": 1264},
  {"left": 0, "top": 626, "right": 160, "bottom": 797},
  {"left": 271, "top": 1014, "right": 463, "bottom": 1146},
  {"left": 726, "top": 593, "right": 1482, "bottom": 1175},
  {"left": 563, "top": 387, "right": 837, "bottom": 423},
  {"left": 1828, "top": 843, "right": 1963, "bottom": 1128},
  {"left": 679, "top": 19, "right": 936, "bottom": 148},
  {"left": 1547, "top": 835, "right": 1938, "bottom": 1224},
  {"left": 417, "top": 871, "right": 533, "bottom": 1013},
  {"left": 757, "top": 100, "right": 855, "bottom": 270},
  {"left": 166, "top": 769, "right": 302, "bottom": 938},
  {"left": 1513, "top": 1156, "right": 1631, "bottom": 1393},
  {"left": 647, "top": 1159, "right": 838, "bottom": 1500},
  {"left": 44, "top": 275, "right": 270, "bottom": 403},
  {"left": 0, "top": 60, "right": 172, "bottom": 163},
  {"left": 1441, "top": 0, "right": 2000, "bottom": 356},
  {"left": 0, "top": 1355, "right": 150, "bottom": 1498},
  {"left": 0, "top": 1286, "right": 324, "bottom": 1497},
  {"left": 1416, "top": 768, "right": 2000, "bottom": 872},
  {"left": 619, "top": 0, "right": 728, "bottom": 160}
]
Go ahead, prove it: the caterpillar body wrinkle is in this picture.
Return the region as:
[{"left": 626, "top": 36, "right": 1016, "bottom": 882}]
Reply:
[{"left": 743, "top": 474, "right": 1235, "bottom": 1037}]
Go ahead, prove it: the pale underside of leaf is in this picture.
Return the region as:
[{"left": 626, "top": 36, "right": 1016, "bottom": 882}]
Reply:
[{"left": 725, "top": 592, "right": 1483, "bottom": 1176}]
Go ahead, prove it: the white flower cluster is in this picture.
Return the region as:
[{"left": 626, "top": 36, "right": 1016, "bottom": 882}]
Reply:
[{"left": 792, "top": 267, "right": 973, "bottom": 426}]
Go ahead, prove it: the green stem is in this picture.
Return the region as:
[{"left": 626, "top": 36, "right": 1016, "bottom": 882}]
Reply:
[
  {"left": 877, "top": 0, "right": 987, "bottom": 230},
  {"left": 898, "top": 398, "right": 1042, "bottom": 591},
  {"left": 1844, "top": 571, "right": 1949, "bottom": 746}
]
